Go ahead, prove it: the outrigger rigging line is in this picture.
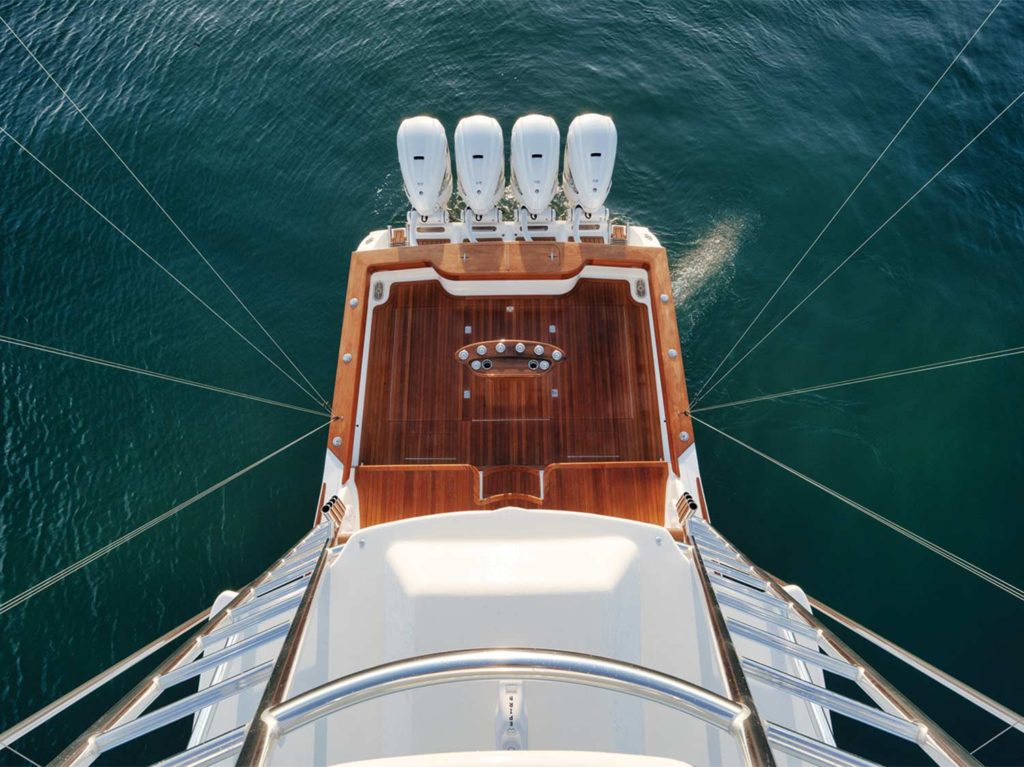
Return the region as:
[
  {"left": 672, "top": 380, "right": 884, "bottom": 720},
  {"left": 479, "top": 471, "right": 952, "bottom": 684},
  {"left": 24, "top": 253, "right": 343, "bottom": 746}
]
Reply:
[
  {"left": 691, "top": 415, "right": 1024, "bottom": 603},
  {"left": 0, "top": 420, "right": 331, "bottom": 618},
  {"left": 0, "top": 334, "right": 328, "bottom": 416},
  {"left": 695, "top": 83, "right": 1024, "bottom": 405},
  {"left": 0, "top": 12, "right": 328, "bottom": 408},
  {"left": 692, "top": 0, "right": 1008, "bottom": 405},
  {"left": 0, "top": 125, "right": 329, "bottom": 412},
  {"left": 691, "top": 343, "right": 1024, "bottom": 413}
]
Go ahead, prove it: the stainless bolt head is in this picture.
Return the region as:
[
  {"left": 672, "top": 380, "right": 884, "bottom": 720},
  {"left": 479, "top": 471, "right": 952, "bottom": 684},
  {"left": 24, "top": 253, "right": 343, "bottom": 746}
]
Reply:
[
  {"left": 476, "top": 344, "right": 487, "bottom": 355},
  {"left": 660, "top": 294, "right": 669, "bottom": 303},
  {"left": 551, "top": 350, "right": 563, "bottom": 361},
  {"left": 496, "top": 342, "right": 507, "bottom": 353},
  {"left": 342, "top": 353, "right": 352, "bottom": 363},
  {"left": 458, "top": 349, "right": 470, "bottom": 361},
  {"left": 515, "top": 342, "right": 526, "bottom": 353},
  {"left": 332, "top": 436, "right": 342, "bottom": 447},
  {"left": 668, "top": 348, "right": 678, "bottom": 359},
  {"left": 679, "top": 431, "right": 690, "bottom": 442},
  {"left": 349, "top": 297, "right": 359, "bottom": 308},
  {"left": 534, "top": 345, "right": 544, "bottom": 356}
]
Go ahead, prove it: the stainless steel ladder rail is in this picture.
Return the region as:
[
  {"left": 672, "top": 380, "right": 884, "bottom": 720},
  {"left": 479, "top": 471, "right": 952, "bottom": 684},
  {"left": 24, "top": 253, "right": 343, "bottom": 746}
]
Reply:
[
  {"left": 688, "top": 522, "right": 777, "bottom": 766},
  {"left": 48, "top": 521, "right": 334, "bottom": 767},
  {"left": 685, "top": 516, "right": 980, "bottom": 767}
]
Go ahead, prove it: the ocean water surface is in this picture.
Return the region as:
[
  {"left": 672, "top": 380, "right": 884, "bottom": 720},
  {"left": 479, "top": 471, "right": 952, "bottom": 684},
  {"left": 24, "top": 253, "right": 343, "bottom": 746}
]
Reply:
[{"left": 1, "top": 1, "right": 1022, "bottom": 763}]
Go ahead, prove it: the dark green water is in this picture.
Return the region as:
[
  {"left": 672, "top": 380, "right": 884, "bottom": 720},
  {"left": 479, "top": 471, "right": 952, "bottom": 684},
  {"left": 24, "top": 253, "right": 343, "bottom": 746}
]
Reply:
[{"left": 1, "top": 1, "right": 1022, "bottom": 764}]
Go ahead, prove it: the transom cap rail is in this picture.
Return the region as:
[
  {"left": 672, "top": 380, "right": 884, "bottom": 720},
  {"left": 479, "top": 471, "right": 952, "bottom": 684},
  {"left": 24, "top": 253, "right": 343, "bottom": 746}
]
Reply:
[{"left": 245, "top": 648, "right": 749, "bottom": 764}]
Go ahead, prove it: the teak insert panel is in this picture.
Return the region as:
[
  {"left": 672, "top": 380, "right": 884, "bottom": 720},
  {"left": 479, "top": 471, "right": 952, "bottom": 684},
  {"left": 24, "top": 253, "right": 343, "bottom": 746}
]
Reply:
[{"left": 357, "top": 280, "right": 663, "bottom": 468}]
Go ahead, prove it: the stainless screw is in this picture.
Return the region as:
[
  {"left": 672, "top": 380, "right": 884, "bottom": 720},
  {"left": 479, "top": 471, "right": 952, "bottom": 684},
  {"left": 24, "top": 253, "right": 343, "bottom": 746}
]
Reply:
[
  {"left": 342, "top": 353, "right": 352, "bottom": 363},
  {"left": 332, "top": 436, "right": 342, "bottom": 447}
]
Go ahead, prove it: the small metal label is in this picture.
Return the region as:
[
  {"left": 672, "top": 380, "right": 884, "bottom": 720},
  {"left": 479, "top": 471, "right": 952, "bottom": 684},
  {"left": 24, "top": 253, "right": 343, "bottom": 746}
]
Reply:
[{"left": 495, "top": 681, "right": 527, "bottom": 750}]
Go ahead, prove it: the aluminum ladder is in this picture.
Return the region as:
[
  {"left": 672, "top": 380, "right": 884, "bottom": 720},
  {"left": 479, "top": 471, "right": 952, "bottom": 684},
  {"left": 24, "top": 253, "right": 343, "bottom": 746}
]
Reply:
[
  {"left": 49, "top": 520, "right": 335, "bottom": 767},
  {"left": 685, "top": 515, "right": 979, "bottom": 767}
]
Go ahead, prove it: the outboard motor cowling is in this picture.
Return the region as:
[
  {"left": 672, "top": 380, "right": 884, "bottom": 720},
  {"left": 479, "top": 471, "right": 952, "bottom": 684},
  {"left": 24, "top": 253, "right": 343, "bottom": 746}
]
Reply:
[
  {"left": 563, "top": 114, "right": 617, "bottom": 215},
  {"left": 454, "top": 115, "right": 505, "bottom": 218},
  {"left": 397, "top": 116, "right": 453, "bottom": 219},
  {"left": 509, "top": 115, "right": 560, "bottom": 216}
]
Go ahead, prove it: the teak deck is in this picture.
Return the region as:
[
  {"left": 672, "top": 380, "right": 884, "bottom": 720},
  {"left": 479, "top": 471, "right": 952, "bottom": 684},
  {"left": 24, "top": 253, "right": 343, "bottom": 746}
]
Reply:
[{"left": 328, "top": 241, "right": 693, "bottom": 527}]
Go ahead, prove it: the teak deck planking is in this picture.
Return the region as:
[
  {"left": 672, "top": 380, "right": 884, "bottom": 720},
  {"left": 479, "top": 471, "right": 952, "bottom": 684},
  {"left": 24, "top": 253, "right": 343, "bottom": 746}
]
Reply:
[
  {"left": 356, "top": 462, "right": 668, "bottom": 526},
  {"left": 328, "top": 241, "right": 693, "bottom": 527},
  {"left": 357, "top": 280, "right": 662, "bottom": 467}
]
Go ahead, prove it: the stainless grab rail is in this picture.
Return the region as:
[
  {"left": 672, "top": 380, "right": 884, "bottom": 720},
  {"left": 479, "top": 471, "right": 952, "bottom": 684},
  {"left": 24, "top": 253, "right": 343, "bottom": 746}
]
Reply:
[
  {"left": 243, "top": 648, "right": 751, "bottom": 767},
  {"left": 688, "top": 540, "right": 776, "bottom": 765}
]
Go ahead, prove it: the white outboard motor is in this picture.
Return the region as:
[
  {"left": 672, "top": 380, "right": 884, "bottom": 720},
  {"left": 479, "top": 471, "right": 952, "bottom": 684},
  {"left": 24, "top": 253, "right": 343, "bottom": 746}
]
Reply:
[
  {"left": 509, "top": 115, "right": 560, "bottom": 219},
  {"left": 563, "top": 114, "right": 617, "bottom": 216},
  {"left": 454, "top": 115, "right": 504, "bottom": 221},
  {"left": 397, "top": 116, "right": 452, "bottom": 221}
]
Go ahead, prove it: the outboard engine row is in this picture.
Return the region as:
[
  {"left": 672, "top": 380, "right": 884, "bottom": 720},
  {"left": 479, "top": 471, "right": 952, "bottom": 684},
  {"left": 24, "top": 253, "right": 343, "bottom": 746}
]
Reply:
[{"left": 396, "top": 114, "right": 617, "bottom": 226}]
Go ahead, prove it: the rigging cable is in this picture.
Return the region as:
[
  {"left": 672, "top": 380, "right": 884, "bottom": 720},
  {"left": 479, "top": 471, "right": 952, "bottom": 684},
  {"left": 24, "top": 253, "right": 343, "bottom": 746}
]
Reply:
[
  {"left": 691, "top": 0, "right": 1006, "bottom": 404},
  {"left": 0, "top": 124, "right": 329, "bottom": 412},
  {"left": 693, "top": 84, "right": 1024, "bottom": 405},
  {"left": 0, "top": 13, "right": 328, "bottom": 408},
  {"left": 0, "top": 420, "right": 331, "bottom": 617},
  {"left": 0, "top": 334, "right": 327, "bottom": 416},
  {"left": 689, "top": 414, "right": 1024, "bottom": 602},
  {"left": 971, "top": 721, "right": 1019, "bottom": 756},
  {"left": 691, "top": 344, "right": 1024, "bottom": 413},
  {"left": 0, "top": 743, "right": 42, "bottom": 767}
]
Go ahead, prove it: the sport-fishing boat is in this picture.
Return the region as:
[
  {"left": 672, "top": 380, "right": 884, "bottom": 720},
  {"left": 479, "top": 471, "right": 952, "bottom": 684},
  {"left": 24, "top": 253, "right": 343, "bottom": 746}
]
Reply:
[{"left": 3, "top": 111, "right": 1022, "bottom": 767}]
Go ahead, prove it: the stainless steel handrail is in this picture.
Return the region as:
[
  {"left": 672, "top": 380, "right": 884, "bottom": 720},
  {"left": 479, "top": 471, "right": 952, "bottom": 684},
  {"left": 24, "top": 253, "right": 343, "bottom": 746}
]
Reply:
[
  {"left": 237, "top": 531, "right": 335, "bottom": 764},
  {"left": 243, "top": 648, "right": 752, "bottom": 767},
  {"left": 686, "top": 526, "right": 776, "bottom": 766}
]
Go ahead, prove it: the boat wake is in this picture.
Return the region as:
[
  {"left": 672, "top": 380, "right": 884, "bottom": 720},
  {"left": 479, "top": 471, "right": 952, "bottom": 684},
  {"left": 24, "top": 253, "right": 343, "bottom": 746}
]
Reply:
[{"left": 670, "top": 215, "right": 751, "bottom": 322}]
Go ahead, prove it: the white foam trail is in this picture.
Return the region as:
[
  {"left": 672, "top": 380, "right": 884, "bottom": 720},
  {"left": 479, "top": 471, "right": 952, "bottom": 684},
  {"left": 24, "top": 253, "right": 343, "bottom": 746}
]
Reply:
[{"left": 670, "top": 216, "right": 748, "bottom": 305}]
